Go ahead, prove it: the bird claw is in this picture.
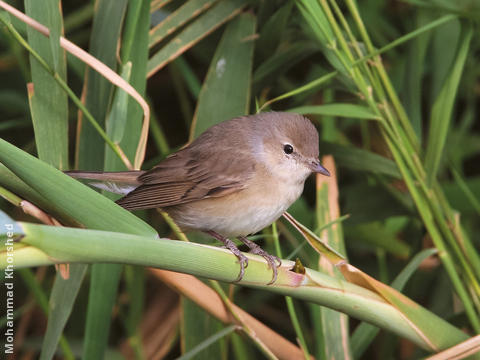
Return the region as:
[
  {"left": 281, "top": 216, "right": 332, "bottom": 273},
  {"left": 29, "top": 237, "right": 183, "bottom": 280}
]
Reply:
[
  {"left": 223, "top": 241, "right": 249, "bottom": 282},
  {"left": 249, "top": 248, "right": 280, "bottom": 284},
  {"left": 206, "top": 231, "right": 282, "bottom": 284},
  {"left": 238, "top": 236, "right": 281, "bottom": 285},
  {"left": 233, "top": 253, "right": 249, "bottom": 282},
  {"left": 207, "top": 231, "right": 249, "bottom": 282}
]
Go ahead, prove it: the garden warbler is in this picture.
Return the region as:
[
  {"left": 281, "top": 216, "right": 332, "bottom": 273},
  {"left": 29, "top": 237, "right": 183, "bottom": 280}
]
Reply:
[{"left": 67, "top": 112, "right": 330, "bottom": 283}]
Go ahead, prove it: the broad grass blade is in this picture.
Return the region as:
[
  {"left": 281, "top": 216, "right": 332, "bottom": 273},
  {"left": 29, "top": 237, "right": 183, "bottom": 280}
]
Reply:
[
  {"left": 147, "top": 0, "right": 245, "bottom": 77},
  {"left": 149, "top": 0, "right": 216, "bottom": 49},
  {"left": 289, "top": 104, "right": 380, "bottom": 120},
  {"left": 76, "top": 0, "right": 128, "bottom": 170},
  {"left": 315, "top": 157, "right": 352, "bottom": 359},
  {"left": 351, "top": 248, "right": 438, "bottom": 357},
  {"left": 190, "top": 13, "right": 256, "bottom": 138},
  {"left": 24, "top": 0, "right": 68, "bottom": 169},
  {"left": 424, "top": 23, "right": 472, "bottom": 185}
]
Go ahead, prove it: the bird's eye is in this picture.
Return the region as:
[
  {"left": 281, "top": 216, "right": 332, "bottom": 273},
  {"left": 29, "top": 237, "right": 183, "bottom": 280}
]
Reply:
[{"left": 283, "top": 144, "right": 294, "bottom": 154}]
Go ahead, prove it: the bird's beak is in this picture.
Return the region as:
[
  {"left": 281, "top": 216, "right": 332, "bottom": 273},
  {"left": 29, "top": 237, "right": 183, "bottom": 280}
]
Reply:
[{"left": 308, "top": 159, "right": 330, "bottom": 176}]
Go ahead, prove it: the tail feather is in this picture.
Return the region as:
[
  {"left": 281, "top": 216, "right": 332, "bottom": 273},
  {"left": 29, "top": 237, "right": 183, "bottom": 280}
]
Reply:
[
  {"left": 65, "top": 170, "right": 145, "bottom": 195},
  {"left": 65, "top": 170, "right": 144, "bottom": 182}
]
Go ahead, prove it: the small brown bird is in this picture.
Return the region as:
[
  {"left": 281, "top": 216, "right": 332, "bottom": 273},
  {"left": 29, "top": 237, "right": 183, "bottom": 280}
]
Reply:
[{"left": 67, "top": 112, "right": 330, "bottom": 283}]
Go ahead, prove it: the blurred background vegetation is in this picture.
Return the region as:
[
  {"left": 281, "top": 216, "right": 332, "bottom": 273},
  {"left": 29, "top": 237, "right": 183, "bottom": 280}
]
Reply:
[{"left": 0, "top": 0, "right": 479, "bottom": 359}]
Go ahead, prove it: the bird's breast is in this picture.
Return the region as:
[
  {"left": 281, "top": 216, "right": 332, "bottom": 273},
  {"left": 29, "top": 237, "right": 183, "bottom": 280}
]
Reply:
[{"left": 167, "top": 171, "right": 305, "bottom": 237}]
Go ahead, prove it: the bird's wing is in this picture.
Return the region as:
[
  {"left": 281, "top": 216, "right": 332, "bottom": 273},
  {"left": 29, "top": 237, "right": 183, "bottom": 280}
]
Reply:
[{"left": 116, "top": 146, "right": 256, "bottom": 210}]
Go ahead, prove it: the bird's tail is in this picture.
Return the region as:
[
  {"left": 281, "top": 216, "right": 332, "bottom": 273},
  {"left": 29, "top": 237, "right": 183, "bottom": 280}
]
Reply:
[{"left": 65, "top": 170, "right": 145, "bottom": 195}]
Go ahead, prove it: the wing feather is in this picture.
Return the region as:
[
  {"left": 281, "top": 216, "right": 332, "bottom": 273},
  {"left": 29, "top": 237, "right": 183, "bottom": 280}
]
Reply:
[{"left": 116, "top": 126, "right": 256, "bottom": 210}]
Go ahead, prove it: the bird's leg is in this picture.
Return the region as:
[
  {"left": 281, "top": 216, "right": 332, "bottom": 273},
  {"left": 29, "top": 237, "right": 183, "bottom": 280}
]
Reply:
[
  {"left": 205, "top": 230, "right": 248, "bottom": 283},
  {"left": 237, "top": 236, "right": 281, "bottom": 285}
]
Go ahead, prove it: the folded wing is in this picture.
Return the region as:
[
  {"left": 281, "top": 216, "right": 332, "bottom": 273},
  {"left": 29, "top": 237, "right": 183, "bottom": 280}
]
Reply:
[{"left": 116, "top": 144, "right": 255, "bottom": 210}]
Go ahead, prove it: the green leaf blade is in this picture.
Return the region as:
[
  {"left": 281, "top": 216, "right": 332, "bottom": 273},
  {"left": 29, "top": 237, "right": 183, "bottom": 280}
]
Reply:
[
  {"left": 424, "top": 23, "right": 472, "bottom": 184},
  {"left": 191, "top": 12, "right": 256, "bottom": 138},
  {"left": 289, "top": 104, "right": 381, "bottom": 120},
  {"left": 147, "top": 0, "right": 246, "bottom": 76},
  {"left": 24, "top": 0, "right": 68, "bottom": 169}
]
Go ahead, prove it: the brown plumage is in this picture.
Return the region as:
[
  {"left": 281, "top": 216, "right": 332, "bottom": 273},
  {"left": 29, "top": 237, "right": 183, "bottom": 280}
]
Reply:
[
  {"left": 116, "top": 112, "right": 320, "bottom": 210},
  {"left": 66, "top": 112, "right": 330, "bottom": 283}
]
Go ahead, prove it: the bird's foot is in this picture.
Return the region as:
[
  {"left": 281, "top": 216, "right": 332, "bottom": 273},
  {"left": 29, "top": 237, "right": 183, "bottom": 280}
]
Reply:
[
  {"left": 238, "top": 236, "right": 281, "bottom": 285},
  {"left": 205, "top": 230, "right": 248, "bottom": 282}
]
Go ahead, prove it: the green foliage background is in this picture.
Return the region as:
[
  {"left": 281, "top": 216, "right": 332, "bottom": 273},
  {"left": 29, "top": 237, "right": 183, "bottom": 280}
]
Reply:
[{"left": 0, "top": 0, "right": 479, "bottom": 359}]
